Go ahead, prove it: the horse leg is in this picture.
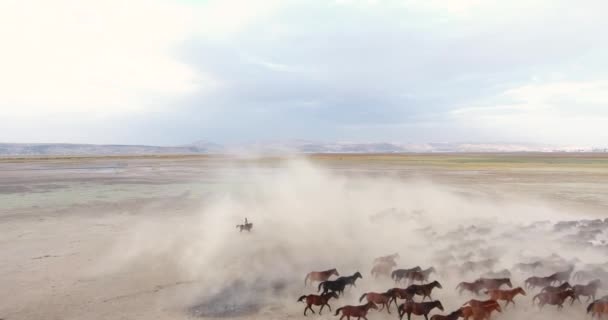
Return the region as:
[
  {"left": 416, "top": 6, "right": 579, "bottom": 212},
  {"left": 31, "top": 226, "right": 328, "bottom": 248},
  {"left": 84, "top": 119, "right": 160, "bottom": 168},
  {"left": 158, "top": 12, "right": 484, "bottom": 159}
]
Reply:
[
  {"left": 326, "top": 303, "right": 332, "bottom": 312},
  {"left": 385, "top": 303, "right": 391, "bottom": 314},
  {"left": 319, "top": 304, "right": 324, "bottom": 315},
  {"left": 424, "top": 313, "right": 429, "bottom": 320},
  {"left": 339, "top": 315, "right": 345, "bottom": 320}
]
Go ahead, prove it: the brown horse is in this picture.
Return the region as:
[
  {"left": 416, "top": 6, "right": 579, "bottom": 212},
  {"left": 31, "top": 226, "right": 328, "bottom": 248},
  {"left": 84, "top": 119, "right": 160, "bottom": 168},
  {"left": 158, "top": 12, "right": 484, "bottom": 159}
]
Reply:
[
  {"left": 406, "top": 281, "right": 443, "bottom": 301},
  {"left": 359, "top": 292, "right": 392, "bottom": 313},
  {"left": 475, "top": 278, "right": 512, "bottom": 290},
  {"left": 540, "top": 282, "right": 571, "bottom": 294},
  {"left": 407, "top": 267, "right": 437, "bottom": 284},
  {"left": 387, "top": 288, "right": 415, "bottom": 308},
  {"left": 305, "top": 268, "right": 339, "bottom": 286},
  {"left": 533, "top": 289, "right": 575, "bottom": 309},
  {"left": 456, "top": 280, "right": 484, "bottom": 295},
  {"left": 398, "top": 300, "right": 444, "bottom": 320},
  {"left": 588, "top": 299, "right": 608, "bottom": 319},
  {"left": 524, "top": 276, "right": 553, "bottom": 289},
  {"left": 298, "top": 292, "right": 339, "bottom": 316},
  {"left": 429, "top": 309, "right": 463, "bottom": 320},
  {"left": 485, "top": 287, "right": 526, "bottom": 307},
  {"left": 573, "top": 279, "right": 601, "bottom": 303},
  {"left": 371, "top": 260, "right": 397, "bottom": 278},
  {"left": 334, "top": 301, "right": 378, "bottom": 320},
  {"left": 460, "top": 301, "right": 501, "bottom": 320}
]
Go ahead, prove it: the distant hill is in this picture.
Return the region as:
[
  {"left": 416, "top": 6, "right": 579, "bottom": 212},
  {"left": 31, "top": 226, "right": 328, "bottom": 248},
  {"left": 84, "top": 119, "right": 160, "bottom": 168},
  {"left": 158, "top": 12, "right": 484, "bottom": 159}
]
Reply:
[{"left": 0, "top": 141, "right": 599, "bottom": 156}]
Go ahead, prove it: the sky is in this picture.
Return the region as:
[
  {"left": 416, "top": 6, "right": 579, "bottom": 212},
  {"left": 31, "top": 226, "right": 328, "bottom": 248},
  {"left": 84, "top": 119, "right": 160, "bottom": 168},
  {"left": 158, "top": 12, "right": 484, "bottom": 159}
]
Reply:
[{"left": 1, "top": 0, "right": 607, "bottom": 146}]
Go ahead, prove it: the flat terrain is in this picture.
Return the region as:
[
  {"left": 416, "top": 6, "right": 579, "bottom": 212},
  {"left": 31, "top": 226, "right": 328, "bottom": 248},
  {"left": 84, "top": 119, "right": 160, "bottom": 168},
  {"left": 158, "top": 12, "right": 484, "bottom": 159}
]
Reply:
[{"left": 1, "top": 153, "right": 608, "bottom": 320}]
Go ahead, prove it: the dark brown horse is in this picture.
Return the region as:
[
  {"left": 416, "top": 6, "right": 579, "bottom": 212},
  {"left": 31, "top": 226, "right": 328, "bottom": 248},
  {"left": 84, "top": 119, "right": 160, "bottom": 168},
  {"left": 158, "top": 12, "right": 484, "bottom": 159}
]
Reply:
[
  {"left": 359, "top": 292, "right": 392, "bottom": 313},
  {"left": 334, "top": 301, "right": 378, "bottom": 320},
  {"left": 406, "top": 281, "right": 443, "bottom": 301},
  {"left": 298, "top": 292, "right": 339, "bottom": 315},
  {"left": 475, "top": 278, "right": 512, "bottom": 290},
  {"left": 305, "top": 268, "right": 339, "bottom": 286},
  {"left": 398, "top": 300, "right": 444, "bottom": 320},
  {"left": 524, "top": 276, "right": 553, "bottom": 289},
  {"left": 573, "top": 280, "right": 601, "bottom": 303},
  {"left": 387, "top": 288, "right": 415, "bottom": 308},
  {"left": 533, "top": 289, "right": 575, "bottom": 309},
  {"left": 392, "top": 266, "right": 422, "bottom": 284},
  {"left": 429, "top": 309, "right": 463, "bottom": 320},
  {"left": 485, "top": 287, "right": 526, "bottom": 307},
  {"left": 540, "top": 282, "right": 571, "bottom": 294},
  {"left": 456, "top": 280, "right": 484, "bottom": 295},
  {"left": 407, "top": 267, "right": 437, "bottom": 284}
]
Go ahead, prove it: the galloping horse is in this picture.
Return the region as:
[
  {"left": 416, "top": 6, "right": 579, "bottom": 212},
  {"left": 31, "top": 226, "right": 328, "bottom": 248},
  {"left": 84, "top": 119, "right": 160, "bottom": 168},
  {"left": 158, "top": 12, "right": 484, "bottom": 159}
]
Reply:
[
  {"left": 298, "top": 292, "right": 339, "bottom": 316},
  {"left": 456, "top": 280, "right": 484, "bottom": 295},
  {"left": 485, "top": 287, "right": 526, "bottom": 307},
  {"left": 405, "top": 281, "right": 443, "bottom": 301},
  {"left": 524, "top": 276, "right": 553, "bottom": 289},
  {"left": 533, "top": 289, "right": 575, "bottom": 309},
  {"left": 305, "top": 268, "right": 339, "bottom": 286},
  {"left": 392, "top": 266, "right": 422, "bottom": 284},
  {"left": 460, "top": 301, "right": 501, "bottom": 320},
  {"left": 588, "top": 299, "right": 608, "bottom": 319},
  {"left": 475, "top": 278, "right": 512, "bottom": 290},
  {"left": 386, "top": 288, "right": 415, "bottom": 308},
  {"left": 359, "top": 292, "right": 393, "bottom": 314},
  {"left": 398, "top": 300, "right": 444, "bottom": 320},
  {"left": 374, "top": 253, "right": 400, "bottom": 265},
  {"left": 334, "top": 301, "right": 378, "bottom": 320},
  {"left": 573, "top": 279, "right": 601, "bottom": 303},
  {"left": 371, "top": 260, "right": 397, "bottom": 279},
  {"left": 236, "top": 222, "right": 253, "bottom": 232},
  {"left": 318, "top": 279, "right": 348, "bottom": 296},
  {"left": 407, "top": 267, "right": 437, "bottom": 284},
  {"left": 336, "top": 272, "right": 363, "bottom": 289},
  {"left": 430, "top": 309, "right": 463, "bottom": 320}
]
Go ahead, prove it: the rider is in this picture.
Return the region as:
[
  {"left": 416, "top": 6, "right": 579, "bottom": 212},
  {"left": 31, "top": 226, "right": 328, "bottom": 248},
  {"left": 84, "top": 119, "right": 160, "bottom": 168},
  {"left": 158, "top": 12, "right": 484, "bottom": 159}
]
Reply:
[{"left": 244, "top": 217, "right": 248, "bottom": 225}]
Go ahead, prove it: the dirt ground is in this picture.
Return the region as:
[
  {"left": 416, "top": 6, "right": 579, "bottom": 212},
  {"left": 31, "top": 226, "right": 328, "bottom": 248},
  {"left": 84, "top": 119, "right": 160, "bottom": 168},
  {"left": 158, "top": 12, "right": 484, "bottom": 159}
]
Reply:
[{"left": 1, "top": 154, "right": 607, "bottom": 320}]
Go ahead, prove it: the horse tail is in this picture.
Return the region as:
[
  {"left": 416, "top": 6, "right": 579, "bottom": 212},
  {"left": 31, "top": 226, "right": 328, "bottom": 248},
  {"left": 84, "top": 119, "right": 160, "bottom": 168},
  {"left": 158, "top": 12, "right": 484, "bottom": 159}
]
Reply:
[
  {"left": 297, "top": 295, "right": 307, "bottom": 302},
  {"left": 532, "top": 293, "right": 541, "bottom": 305},
  {"left": 304, "top": 273, "right": 310, "bottom": 286},
  {"left": 335, "top": 307, "right": 343, "bottom": 316},
  {"left": 587, "top": 301, "right": 597, "bottom": 314},
  {"left": 359, "top": 293, "right": 368, "bottom": 302},
  {"left": 318, "top": 281, "right": 326, "bottom": 293},
  {"left": 455, "top": 282, "right": 463, "bottom": 291}
]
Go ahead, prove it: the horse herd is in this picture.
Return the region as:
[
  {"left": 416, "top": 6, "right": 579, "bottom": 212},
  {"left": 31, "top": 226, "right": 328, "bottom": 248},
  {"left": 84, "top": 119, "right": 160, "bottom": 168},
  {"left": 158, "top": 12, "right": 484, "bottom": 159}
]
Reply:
[{"left": 297, "top": 253, "right": 608, "bottom": 320}]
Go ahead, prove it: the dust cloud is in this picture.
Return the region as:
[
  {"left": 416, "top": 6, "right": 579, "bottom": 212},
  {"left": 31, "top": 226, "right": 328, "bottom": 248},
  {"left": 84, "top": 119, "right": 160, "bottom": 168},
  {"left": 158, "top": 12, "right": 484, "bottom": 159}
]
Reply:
[{"left": 100, "top": 159, "right": 605, "bottom": 319}]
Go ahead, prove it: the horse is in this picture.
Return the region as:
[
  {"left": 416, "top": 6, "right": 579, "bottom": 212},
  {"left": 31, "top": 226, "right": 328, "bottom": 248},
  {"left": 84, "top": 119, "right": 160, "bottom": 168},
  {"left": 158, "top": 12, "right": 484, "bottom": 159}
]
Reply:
[
  {"left": 371, "top": 260, "right": 397, "bottom": 279},
  {"left": 429, "top": 309, "right": 463, "bottom": 320},
  {"left": 334, "top": 301, "right": 378, "bottom": 320},
  {"left": 456, "top": 280, "right": 484, "bottom": 295},
  {"left": 540, "top": 282, "right": 571, "bottom": 294},
  {"left": 533, "top": 289, "right": 575, "bottom": 309},
  {"left": 398, "top": 300, "right": 444, "bottom": 320},
  {"left": 524, "top": 276, "right": 553, "bottom": 289},
  {"left": 407, "top": 267, "right": 437, "bottom": 284},
  {"left": 547, "top": 266, "right": 575, "bottom": 285},
  {"left": 387, "top": 288, "right": 415, "bottom": 308},
  {"left": 573, "top": 279, "right": 601, "bottom": 303},
  {"left": 460, "top": 301, "right": 501, "bottom": 320},
  {"left": 375, "top": 253, "right": 400, "bottom": 265},
  {"left": 359, "top": 292, "right": 392, "bottom": 314},
  {"left": 405, "top": 281, "right": 443, "bottom": 301},
  {"left": 392, "top": 266, "right": 422, "bottom": 284},
  {"left": 336, "top": 272, "right": 363, "bottom": 289},
  {"left": 588, "top": 299, "right": 608, "bottom": 319},
  {"left": 475, "top": 278, "right": 512, "bottom": 290},
  {"left": 236, "top": 222, "right": 253, "bottom": 232},
  {"left": 298, "top": 292, "right": 339, "bottom": 316},
  {"left": 485, "top": 287, "right": 526, "bottom": 307},
  {"left": 305, "top": 268, "right": 339, "bottom": 286},
  {"left": 318, "top": 279, "right": 348, "bottom": 296}
]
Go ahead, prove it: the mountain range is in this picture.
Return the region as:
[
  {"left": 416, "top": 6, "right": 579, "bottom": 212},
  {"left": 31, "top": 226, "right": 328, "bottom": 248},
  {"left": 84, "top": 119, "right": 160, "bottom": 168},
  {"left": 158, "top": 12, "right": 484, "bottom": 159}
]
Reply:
[{"left": 0, "top": 140, "right": 603, "bottom": 156}]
